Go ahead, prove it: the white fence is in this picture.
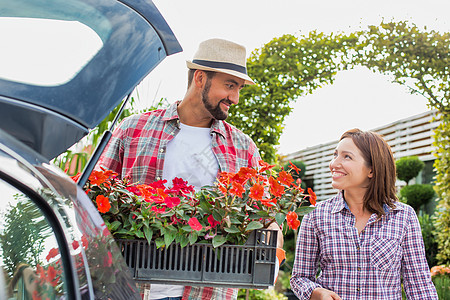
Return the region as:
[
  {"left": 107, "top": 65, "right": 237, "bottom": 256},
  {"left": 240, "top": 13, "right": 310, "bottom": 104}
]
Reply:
[{"left": 284, "top": 110, "right": 441, "bottom": 201}]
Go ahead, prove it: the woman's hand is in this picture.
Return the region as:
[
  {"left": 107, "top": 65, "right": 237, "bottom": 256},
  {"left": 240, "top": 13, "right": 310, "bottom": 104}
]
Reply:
[
  {"left": 310, "top": 288, "right": 342, "bottom": 300},
  {"left": 267, "top": 222, "right": 283, "bottom": 248}
]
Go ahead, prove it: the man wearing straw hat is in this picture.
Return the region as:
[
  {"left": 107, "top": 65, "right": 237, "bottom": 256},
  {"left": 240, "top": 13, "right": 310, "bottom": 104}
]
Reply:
[{"left": 98, "top": 38, "right": 283, "bottom": 299}]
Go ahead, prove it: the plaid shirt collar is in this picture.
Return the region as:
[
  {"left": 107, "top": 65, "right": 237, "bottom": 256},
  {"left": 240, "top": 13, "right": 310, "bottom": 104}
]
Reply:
[
  {"left": 162, "top": 101, "right": 227, "bottom": 138},
  {"left": 331, "top": 190, "right": 404, "bottom": 216}
]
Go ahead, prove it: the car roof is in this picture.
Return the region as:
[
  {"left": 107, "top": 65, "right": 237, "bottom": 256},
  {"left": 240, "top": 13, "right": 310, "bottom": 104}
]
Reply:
[{"left": 0, "top": 0, "right": 182, "bottom": 160}]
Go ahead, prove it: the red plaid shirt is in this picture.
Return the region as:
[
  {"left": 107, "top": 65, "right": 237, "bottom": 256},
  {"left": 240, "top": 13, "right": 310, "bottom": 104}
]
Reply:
[
  {"left": 290, "top": 191, "right": 438, "bottom": 300},
  {"left": 98, "top": 101, "right": 261, "bottom": 300},
  {"left": 98, "top": 101, "right": 261, "bottom": 185}
]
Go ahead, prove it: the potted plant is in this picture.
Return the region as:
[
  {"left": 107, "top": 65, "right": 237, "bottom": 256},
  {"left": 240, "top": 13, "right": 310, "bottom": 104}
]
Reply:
[{"left": 75, "top": 161, "right": 316, "bottom": 288}]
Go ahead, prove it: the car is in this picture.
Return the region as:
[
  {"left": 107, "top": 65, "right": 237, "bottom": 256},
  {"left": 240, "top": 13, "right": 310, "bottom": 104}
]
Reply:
[{"left": 0, "top": 0, "right": 182, "bottom": 298}]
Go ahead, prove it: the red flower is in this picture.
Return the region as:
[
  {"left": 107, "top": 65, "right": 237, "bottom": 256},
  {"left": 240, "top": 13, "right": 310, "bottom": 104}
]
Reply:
[
  {"left": 188, "top": 217, "right": 203, "bottom": 231},
  {"left": 72, "top": 240, "right": 79, "bottom": 250},
  {"left": 249, "top": 183, "right": 264, "bottom": 200},
  {"left": 149, "top": 179, "right": 168, "bottom": 190},
  {"left": 307, "top": 188, "right": 317, "bottom": 206},
  {"left": 126, "top": 185, "right": 142, "bottom": 196},
  {"left": 269, "top": 177, "right": 284, "bottom": 198},
  {"left": 71, "top": 173, "right": 81, "bottom": 182},
  {"left": 46, "top": 248, "right": 59, "bottom": 262},
  {"left": 89, "top": 170, "right": 111, "bottom": 186},
  {"left": 287, "top": 211, "right": 300, "bottom": 230},
  {"left": 32, "top": 290, "right": 41, "bottom": 300},
  {"left": 289, "top": 161, "right": 301, "bottom": 174},
  {"left": 96, "top": 195, "right": 111, "bottom": 213},
  {"left": 293, "top": 179, "right": 305, "bottom": 193},
  {"left": 229, "top": 181, "right": 245, "bottom": 197},
  {"left": 103, "top": 251, "right": 113, "bottom": 267},
  {"left": 165, "top": 196, "right": 181, "bottom": 208},
  {"left": 81, "top": 235, "right": 89, "bottom": 248},
  {"left": 258, "top": 160, "right": 275, "bottom": 172},
  {"left": 46, "top": 266, "right": 59, "bottom": 287},
  {"left": 260, "top": 198, "right": 277, "bottom": 207},
  {"left": 278, "top": 170, "right": 294, "bottom": 186},
  {"left": 169, "top": 177, "right": 195, "bottom": 195},
  {"left": 208, "top": 215, "right": 220, "bottom": 228},
  {"left": 151, "top": 206, "right": 166, "bottom": 214}
]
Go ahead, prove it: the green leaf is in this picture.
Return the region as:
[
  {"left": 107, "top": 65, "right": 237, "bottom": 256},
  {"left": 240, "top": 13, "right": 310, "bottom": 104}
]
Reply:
[
  {"left": 164, "top": 231, "right": 176, "bottom": 247},
  {"left": 143, "top": 226, "right": 153, "bottom": 245},
  {"left": 224, "top": 225, "right": 240, "bottom": 233},
  {"left": 212, "top": 210, "right": 223, "bottom": 221},
  {"left": 295, "top": 206, "right": 316, "bottom": 216},
  {"left": 109, "top": 220, "right": 122, "bottom": 231},
  {"left": 275, "top": 213, "right": 286, "bottom": 225},
  {"left": 188, "top": 232, "right": 198, "bottom": 245},
  {"left": 155, "top": 238, "right": 165, "bottom": 249},
  {"left": 212, "top": 235, "right": 227, "bottom": 248},
  {"left": 246, "top": 221, "right": 263, "bottom": 231},
  {"left": 178, "top": 235, "right": 189, "bottom": 248}
]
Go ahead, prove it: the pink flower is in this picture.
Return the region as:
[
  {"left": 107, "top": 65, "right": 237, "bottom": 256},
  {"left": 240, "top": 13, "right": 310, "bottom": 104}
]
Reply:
[
  {"left": 165, "top": 196, "right": 181, "bottom": 208},
  {"left": 188, "top": 217, "right": 203, "bottom": 231}
]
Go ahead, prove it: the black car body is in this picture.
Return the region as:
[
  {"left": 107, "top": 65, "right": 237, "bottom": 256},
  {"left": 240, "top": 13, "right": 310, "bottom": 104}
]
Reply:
[{"left": 0, "top": 0, "right": 181, "bottom": 298}]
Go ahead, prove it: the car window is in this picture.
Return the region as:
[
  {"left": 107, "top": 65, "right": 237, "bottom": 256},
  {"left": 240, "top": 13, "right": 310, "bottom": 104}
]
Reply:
[{"left": 0, "top": 179, "right": 67, "bottom": 299}]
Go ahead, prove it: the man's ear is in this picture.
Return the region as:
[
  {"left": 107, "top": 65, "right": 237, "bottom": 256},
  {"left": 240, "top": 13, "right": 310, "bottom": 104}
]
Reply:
[{"left": 193, "top": 70, "right": 206, "bottom": 88}]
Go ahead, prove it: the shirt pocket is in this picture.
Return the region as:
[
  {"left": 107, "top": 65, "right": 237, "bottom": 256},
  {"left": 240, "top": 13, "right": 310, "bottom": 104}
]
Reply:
[{"left": 370, "top": 236, "right": 402, "bottom": 271}]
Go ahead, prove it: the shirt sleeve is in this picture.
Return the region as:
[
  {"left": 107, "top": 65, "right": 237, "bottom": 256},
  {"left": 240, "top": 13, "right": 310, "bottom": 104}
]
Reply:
[
  {"left": 290, "top": 212, "right": 322, "bottom": 300},
  {"left": 401, "top": 208, "right": 438, "bottom": 299},
  {"left": 96, "top": 119, "right": 126, "bottom": 174}
]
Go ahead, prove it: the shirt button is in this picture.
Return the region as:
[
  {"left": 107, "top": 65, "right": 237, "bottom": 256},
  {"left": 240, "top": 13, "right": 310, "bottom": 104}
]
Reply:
[
  {"left": 160, "top": 148, "right": 164, "bottom": 153},
  {"left": 357, "top": 288, "right": 361, "bottom": 292},
  {"left": 357, "top": 267, "right": 361, "bottom": 271},
  {"left": 156, "top": 177, "right": 161, "bottom": 180},
  {"left": 357, "top": 246, "right": 360, "bottom": 250}
]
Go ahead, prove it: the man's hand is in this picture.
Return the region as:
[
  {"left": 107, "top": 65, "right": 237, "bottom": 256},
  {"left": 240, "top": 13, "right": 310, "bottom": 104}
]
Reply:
[
  {"left": 267, "top": 222, "right": 283, "bottom": 248},
  {"left": 310, "top": 288, "right": 342, "bottom": 300}
]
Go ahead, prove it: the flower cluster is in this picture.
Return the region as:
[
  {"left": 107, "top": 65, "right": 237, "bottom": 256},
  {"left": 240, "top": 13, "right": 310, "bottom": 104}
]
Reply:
[
  {"left": 430, "top": 265, "right": 450, "bottom": 277},
  {"left": 80, "top": 161, "right": 316, "bottom": 248}
]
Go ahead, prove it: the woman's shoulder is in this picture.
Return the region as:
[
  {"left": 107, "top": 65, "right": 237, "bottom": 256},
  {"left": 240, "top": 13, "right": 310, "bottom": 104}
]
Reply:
[{"left": 308, "top": 193, "right": 341, "bottom": 215}]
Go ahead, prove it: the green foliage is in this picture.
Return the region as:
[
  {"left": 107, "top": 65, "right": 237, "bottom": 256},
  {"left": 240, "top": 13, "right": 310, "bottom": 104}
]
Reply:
[
  {"left": 283, "top": 160, "right": 306, "bottom": 180},
  {"left": 395, "top": 156, "right": 425, "bottom": 184},
  {"left": 237, "top": 288, "right": 287, "bottom": 300},
  {"left": 418, "top": 213, "right": 438, "bottom": 268},
  {"left": 432, "top": 274, "right": 450, "bottom": 299},
  {"left": 433, "top": 117, "right": 450, "bottom": 265},
  {"left": 0, "top": 195, "right": 51, "bottom": 276},
  {"left": 399, "top": 184, "right": 435, "bottom": 212},
  {"left": 228, "top": 32, "right": 360, "bottom": 163}
]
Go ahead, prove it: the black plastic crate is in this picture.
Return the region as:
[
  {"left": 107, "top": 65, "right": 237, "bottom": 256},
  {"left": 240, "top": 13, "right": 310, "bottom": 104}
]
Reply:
[{"left": 116, "top": 229, "right": 277, "bottom": 289}]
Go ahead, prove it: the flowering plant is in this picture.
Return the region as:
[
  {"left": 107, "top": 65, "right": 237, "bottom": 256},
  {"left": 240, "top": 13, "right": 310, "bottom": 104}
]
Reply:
[{"left": 80, "top": 161, "right": 316, "bottom": 248}]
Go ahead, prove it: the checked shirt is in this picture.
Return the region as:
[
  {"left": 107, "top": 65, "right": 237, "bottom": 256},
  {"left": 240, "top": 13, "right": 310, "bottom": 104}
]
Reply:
[
  {"left": 290, "top": 191, "right": 438, "bottom": 300},
  {"left": 98, "top": 101, "right": 261, "bottom": 185},
  {"left": 98, "top": 101, "right": 261, "bottom": 300}
]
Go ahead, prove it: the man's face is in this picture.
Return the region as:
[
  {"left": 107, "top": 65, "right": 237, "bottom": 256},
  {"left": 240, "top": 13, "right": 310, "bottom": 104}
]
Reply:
[{"left": 201, "top": 72, "right": 245, "bottom": 120}]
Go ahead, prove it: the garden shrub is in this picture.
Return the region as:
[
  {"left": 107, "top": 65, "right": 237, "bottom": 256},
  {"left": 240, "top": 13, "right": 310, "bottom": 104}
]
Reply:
[
  {"left": 395, "top": 156, "right": 424, "bottom": 184},
  {"left": 399, "top": 184, "right": 435, "bottom": 212},
  {"left": 418, "top": 213, "right": 438, "bottom": 268}
]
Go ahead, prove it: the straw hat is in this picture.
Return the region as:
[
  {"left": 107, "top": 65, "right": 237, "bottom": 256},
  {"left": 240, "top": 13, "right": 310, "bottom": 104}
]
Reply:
[{"left": 186, "top": 38, "right": 255, "bottom": 85}]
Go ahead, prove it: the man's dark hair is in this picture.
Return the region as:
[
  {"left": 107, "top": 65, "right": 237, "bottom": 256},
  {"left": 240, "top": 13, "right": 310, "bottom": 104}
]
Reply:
[{"left": 187, "top": 69, "right": 216, "bottom": 88}]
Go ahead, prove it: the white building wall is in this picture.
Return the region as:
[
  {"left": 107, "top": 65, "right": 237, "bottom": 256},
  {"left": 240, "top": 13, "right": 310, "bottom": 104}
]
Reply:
[{"left": 284, "top": 110, "right": 440, "bottom": 201}]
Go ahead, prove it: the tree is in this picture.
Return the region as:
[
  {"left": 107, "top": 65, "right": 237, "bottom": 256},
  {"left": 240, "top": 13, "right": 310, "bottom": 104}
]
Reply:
[
  {"left": 395, "top": 156, "right": 425, "bottom": 184},
  {"left": 228, "top": 32, "right": 360, "bottom": 163},
  {"left": 400, "top": 184, "right": 435, "bottom": 212}
]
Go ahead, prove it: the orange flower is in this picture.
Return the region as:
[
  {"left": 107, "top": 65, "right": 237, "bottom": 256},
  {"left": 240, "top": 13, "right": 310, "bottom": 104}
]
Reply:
[
  {"left": 89, "top": 170, "right": 111, "bottom": 186},
  {"left": 258, "top": 160, "right": 275, "bottom": 172},
  {"left": 229, "top": 181, "right": 245, "bottom": 197},
  {"left": 188, "top": 217, "right": 203, "bottom": 231},
  {"left": 269, "top": 177, "right": 284, "bottom": 198},
  {"left": 289, "top": 161, "right": 301, "bottom": 174},
  {"left": 278, "top": 170, "right": 294, "bottom": 186},
  {"left": 249, "top": 183, "right": 264, "bottom": 200},
  {"left": 96, "top": 195, "right": 111, "bottom": 213},
  {"left": 260, "top": 198, "right": 277, "bottom": 207},
  {"left": 287, "top": 211, "right": 300, "bottom": 230},
  {"left": 293, "top": 179, "right": 305, "bottom": 193},
  {"left": 307, "top": 188, "right": 317, "bottom": 206}
]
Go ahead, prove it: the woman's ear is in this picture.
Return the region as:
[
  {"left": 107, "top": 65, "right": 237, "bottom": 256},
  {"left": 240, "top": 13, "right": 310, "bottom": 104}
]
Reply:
[{"left": 368, "top": 169, "right": 374, "bottom": 178}]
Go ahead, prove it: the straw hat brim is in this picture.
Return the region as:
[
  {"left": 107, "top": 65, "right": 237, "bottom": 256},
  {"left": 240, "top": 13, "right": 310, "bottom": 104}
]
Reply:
[{"left": 186, "top": 60, "right": 255, "bottom": 85}]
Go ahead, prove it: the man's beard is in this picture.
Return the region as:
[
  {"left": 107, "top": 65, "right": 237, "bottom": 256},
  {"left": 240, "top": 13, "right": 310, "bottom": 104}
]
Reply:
[{"left": 201, "top": 79, "right": 231, "bottom": 120}]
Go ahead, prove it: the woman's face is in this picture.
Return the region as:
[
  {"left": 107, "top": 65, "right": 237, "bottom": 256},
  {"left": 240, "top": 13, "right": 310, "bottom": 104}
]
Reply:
[
  {"left": 22, "top": 267, "right": 38, "bottom": 295},
  {"left": 329, "top": 137, "right": 373, "bottom": 192}
]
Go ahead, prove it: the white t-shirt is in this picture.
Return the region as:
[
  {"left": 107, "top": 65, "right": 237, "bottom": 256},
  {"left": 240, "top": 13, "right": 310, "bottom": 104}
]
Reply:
[{"left": 148, "top": 123, "right": 219, "bottom": 299}]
